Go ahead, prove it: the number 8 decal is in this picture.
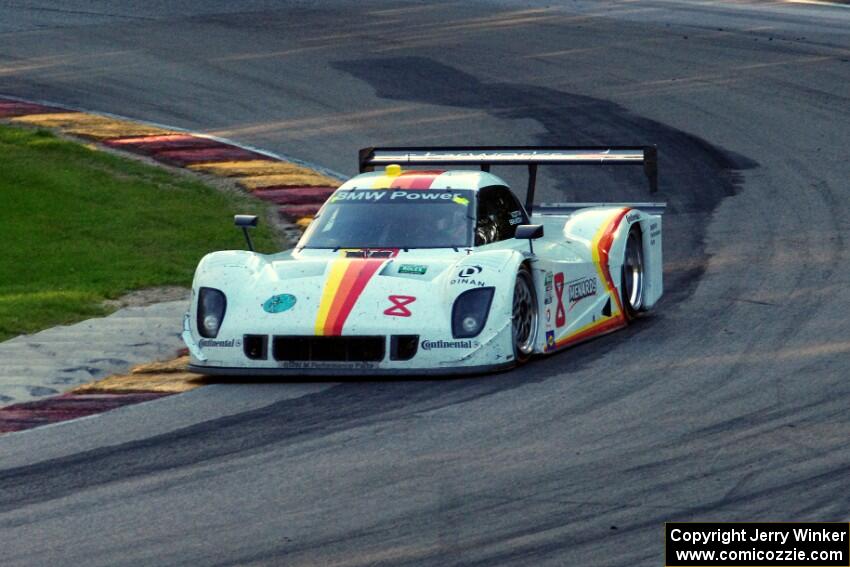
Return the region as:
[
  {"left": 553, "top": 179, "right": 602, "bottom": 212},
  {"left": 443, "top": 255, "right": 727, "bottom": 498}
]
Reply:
[{"left": 554, "top": 273, "right": 566, "bottom": 327}]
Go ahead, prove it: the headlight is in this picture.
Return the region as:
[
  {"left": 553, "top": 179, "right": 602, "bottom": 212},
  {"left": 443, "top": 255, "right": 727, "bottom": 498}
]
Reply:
[
  {"left": 197, "top": 287, "right": 227, "bottom": 338},
  {"left": 452, "top": 287, "right": 495, "bottom": 338}
]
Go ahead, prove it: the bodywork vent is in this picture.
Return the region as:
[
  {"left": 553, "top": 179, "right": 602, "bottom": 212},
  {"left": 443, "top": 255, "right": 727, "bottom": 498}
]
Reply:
[
  {"left": 272, "top": 336, "right": 385, "bottom": 362},
  {"left": 390, "top": 335, "right": 419, "bottom": 361}
]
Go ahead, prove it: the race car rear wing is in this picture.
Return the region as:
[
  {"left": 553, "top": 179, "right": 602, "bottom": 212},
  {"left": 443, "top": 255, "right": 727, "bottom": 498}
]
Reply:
[{"left": 358, "top": 145, "right": 658, "bottom": 214}]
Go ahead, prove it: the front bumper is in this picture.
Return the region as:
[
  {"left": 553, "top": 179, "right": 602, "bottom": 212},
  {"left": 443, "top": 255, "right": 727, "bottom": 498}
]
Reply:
[
  {"left": 187, "top": 361, "right": 515, "bottom": 377},
  {"left": 182, "top": 313, "right": 515, "bottom": 376},
  {"left": 182, "top": 313, "right": 207, "bottom": 362}
]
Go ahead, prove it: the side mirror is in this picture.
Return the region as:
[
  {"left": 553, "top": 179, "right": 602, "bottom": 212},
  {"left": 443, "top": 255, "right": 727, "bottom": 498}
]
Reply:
[
  {"left": 515, "top": 224, "right": 544, "bottom": 240},
  {"left": 514, "top": 224, "right": 544, "bottom": 255},
  {"left": 234, "top": 215, "right": 258, "bottom": 251}
]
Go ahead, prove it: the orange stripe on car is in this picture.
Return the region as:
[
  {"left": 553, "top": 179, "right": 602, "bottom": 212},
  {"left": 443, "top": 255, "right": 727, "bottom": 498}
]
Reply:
[
  {"left": 370, "top": 175, "right": 394, "bottom": 189},
  {"left": 389, "top": 170, "right": 445, "bottom": 189},
  {"left": 314, "top": 259, "right": 352, "bottom": 335},
  {"left": 322, "top": 260, "right": 363, "bottom": 334},
  {"left": 554, "top": 208, "right": 631, "bottom": 348},
  {"left": 555, "top": 314, "right": 625, "bottom": 349},
  {"left": 591, "top": 207, "right": 631, "bottom": 319},
  {"left": 328, "top": 259, "right": 383, "bottom": 335},
  {"left": 314, "top": 254, "right": 388, "bottom": 336}
]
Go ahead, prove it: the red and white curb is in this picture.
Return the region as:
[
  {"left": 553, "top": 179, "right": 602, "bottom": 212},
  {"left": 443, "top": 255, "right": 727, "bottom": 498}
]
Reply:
[{"left": 0, "top": 95, "right": 347, "bottom": 434}]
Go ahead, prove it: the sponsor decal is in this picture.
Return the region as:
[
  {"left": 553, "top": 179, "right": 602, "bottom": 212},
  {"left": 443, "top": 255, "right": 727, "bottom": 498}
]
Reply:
[
  {"left": 545, "top": 330, "right": 555, "bottom": 351},
  {"left": 649, "top": 222, "right": 660, "bottom": 244},
  {"left": 262, "top": 293, "right": 296, "bottom": 313},
  {"left": 199, "top": 338, "right": 242, "bottom": 348},
  {"left": 567, "top": 277, "right": 597, "bottom": 306},
  {"left": 332, "top": 190, "right": 388, "bottom": 202},
  {"left": 450, "top": 277, "right": 486, "bottom": 287},
  {"left": 545, "top": 308, "right": 551, "bottom": 322},
  {"left": 389, "top": 191, "right": 458, "bottom": 201},
  {"left": 626, "top": 211, "right": 640, "bottom": 223},
  {"left": 384, "top": 295, "right": 416, "bottom": 317},
  {"left": 398, "top": 264, "right": 427, "bottom": 275},
  {"left": 457, "top": 266, "right": 482, "bottom": 278},
  {"left": 544, "top": 272, "right": 554, "bottom": 305},
  {"left": 333, "top": 190, "right": 470, "bottom": 205},
  {"left": 344, "top": 248, "right": 397, "bottom": 258},
  {"left": 277, "top": 361, "right": 378, "bottom": 370},
  {"left": 554, "top": 272, "right": 566, "bottom": 327},
  {"left": 450, "top": 265, "right": 486, "bottom": 287},
  {"left": 421, "top": 339, "right": 478, "bottom": 350},
  {"left": 509, "top": 210, "right": 523, "bottom": 225}
]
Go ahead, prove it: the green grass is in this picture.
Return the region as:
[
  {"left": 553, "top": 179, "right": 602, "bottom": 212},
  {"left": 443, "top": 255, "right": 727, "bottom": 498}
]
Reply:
[{"left": 0, "top": 125, "right": 277, "bottom": 341}]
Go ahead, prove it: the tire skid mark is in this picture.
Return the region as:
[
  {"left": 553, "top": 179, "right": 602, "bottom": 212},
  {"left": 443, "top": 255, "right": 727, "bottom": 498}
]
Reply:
[
  {"left": 0, "top": 373, "right": 544, "bottom": 513},
  {"left": 332, "top": 56, "right": 759, "bottom": 305}
]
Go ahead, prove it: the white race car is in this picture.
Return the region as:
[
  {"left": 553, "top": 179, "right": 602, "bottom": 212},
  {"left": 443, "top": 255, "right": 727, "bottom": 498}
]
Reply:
[{"left": 183, "top": 146, "right": 664, "bottom": 375}]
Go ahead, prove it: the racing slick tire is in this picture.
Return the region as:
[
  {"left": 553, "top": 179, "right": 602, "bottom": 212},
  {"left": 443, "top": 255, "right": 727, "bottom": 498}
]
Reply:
[
  {"left": 621, "top": 225, "right": 645, "bottom": 319},
  {"left": 512, "top": 265, "right": 538, "bottom": 363}
]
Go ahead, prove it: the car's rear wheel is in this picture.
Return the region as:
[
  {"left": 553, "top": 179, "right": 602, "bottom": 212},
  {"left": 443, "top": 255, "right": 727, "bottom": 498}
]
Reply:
[
  {"left": 621, "top": 226, "right": 645, "bottom": 318},
  {"left": 512, "top": 266, "right": 538, "bottom": 363}
]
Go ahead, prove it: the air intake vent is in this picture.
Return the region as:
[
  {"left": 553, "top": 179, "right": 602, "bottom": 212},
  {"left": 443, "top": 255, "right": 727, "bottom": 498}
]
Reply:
[
  {"left": 390, "top": 335, "right": 419, "bottom": 361},
  {"left": 272, "top": 336, "right": 385, "bottom": 362},
  {"left": 243, "top": 335, "right": 268, "bottom": 360},
  {"left": 344, "top": 249, "right": 395, "bottom": 258}
]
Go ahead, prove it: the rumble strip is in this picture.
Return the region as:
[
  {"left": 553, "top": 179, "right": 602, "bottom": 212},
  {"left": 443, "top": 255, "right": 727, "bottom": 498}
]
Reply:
[{"left": 0, "top": 95, "right": 345, "bottom": 433}]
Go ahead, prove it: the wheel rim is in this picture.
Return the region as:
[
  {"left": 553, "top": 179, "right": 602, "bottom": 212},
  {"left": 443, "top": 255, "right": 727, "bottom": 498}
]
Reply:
[
  {"left": 512, "top": 271, "right": 537, "bottom": 356},
  {"left": 624, "top": 231, "right": 644, "bottom": 311}
]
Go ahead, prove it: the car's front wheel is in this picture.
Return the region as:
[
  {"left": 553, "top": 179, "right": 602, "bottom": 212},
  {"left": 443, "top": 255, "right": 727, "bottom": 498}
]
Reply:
[{"left": 512, "top": 266, "right": 538, "bottom": 363}]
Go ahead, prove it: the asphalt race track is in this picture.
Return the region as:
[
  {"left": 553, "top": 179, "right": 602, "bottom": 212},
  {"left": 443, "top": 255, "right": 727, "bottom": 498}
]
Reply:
[{"left": 1, "top": 1, "right": 849, "bottom": 565}]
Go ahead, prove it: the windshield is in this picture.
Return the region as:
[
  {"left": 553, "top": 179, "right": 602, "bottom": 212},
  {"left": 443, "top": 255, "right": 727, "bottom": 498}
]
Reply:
[{"left": 298, "top": 189, "right": 475, "bottom": 249}]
